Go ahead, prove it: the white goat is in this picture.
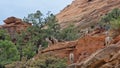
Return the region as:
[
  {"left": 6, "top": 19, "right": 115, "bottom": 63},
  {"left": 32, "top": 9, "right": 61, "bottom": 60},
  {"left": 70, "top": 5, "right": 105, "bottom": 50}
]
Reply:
[
  {"left": 105, "top": 31, "right": 113, "bottom": 46},
  {"left": 69, "top": 52, "right": 74, "bottom": 64},
  {"left": 105, "top": 36, "right": 113, "bottom": 46}
]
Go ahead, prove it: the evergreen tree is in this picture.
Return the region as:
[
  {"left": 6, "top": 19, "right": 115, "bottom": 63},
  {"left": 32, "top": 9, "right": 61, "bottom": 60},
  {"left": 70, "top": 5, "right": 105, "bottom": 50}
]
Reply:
[
  {"left": 0, "top": 29, "right": 11, "bottom": 41},
  {"left": 0, "top": 40, "right": 19, "bottom": 66}
]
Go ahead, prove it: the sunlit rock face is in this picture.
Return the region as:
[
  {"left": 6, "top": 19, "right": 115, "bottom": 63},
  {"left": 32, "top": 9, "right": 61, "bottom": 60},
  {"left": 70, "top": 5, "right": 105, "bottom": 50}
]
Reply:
[
  {"left": 0, "top": 17, "right": 31, "bottom": 39},
  {"left": 40, "top": 29, "right": 120, "bottom": 67},
  {"left": 39, "top": 35, "right": 106, "bottom": 64},
  {"left": 56, "top": 0, "right": 120, "bottom": 28}
]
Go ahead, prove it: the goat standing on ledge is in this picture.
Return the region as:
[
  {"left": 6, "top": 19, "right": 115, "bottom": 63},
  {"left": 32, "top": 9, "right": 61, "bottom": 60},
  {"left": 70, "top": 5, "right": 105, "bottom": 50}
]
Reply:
[
  {"left": 105, "top": 31, "right": 113, "bottom": 46},
  {"left": 69, "top": 52, "right": 74, "bottom": 64},
  {"left": 45, "top": 36, "right": 58, "bottom": 47}
]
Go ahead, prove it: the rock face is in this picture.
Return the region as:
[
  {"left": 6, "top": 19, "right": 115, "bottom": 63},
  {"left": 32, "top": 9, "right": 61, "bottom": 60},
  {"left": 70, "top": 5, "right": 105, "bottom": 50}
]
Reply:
[
  {"left": 68, "top": 43, "right": 120, "bottom": 68},
  {"left": 0, "top": 17, "right": 31, "bottom": 39},
  {"left": 56, "top": 0, "right": 120, "bottom": 28},
  {"left": 40, "top": 32, "right": 106, "bottom": 64},
  {"left": 40, "top": 29, "right": 120, "bottom": 67}
]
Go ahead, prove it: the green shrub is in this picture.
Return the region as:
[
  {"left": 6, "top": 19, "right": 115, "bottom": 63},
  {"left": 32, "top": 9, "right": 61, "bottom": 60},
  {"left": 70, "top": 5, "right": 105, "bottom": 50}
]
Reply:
[
  {"left": 58, "top": 24, "right": 80, "bottom": 41},
  {"left": 0, "top": 29, "right": 11, "bottom": 41},
  {"left": 0, "top": 40, "right": 19, "bottom": 66},
  {"left": 100, "top": 8, "right": 120, "bottom": 23},
  {"left": 6, "top": 55, "right": 67, "bottom": 68},
  {"left": 26, "top": 55, "right": 67, "bottom": 68},
  {"left": 16, "top": 31, "right": 37, "bottom": 60},
  {"left": 99, "top": 8, "right": 120, "bottom": 30},
  {"left": 14, "top": 10, "right": 80, "bottom": 62},
  {"left": 22, "top": 43, "right": 36, "bottom": 59},
  {"left": 110, "top": 18, "right": 120, "bottom": 30}
]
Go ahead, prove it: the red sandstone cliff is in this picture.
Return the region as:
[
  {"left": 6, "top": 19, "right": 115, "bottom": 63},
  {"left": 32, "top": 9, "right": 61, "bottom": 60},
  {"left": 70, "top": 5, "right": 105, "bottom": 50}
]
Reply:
[
  {"left": 2, "top": 0, "right": 120, "bottom": 67},
  {"left": 56, "top": 0, "right": 120, "bottom": 28},
  {"left": 40, "top": 35, "right": 105, "bottom": 64},
  {"left": 0, "top": 17, "right": 31, "bottom": 39},
  {"left": 39, "top": 29, "right": 120, "bottom": 67}
]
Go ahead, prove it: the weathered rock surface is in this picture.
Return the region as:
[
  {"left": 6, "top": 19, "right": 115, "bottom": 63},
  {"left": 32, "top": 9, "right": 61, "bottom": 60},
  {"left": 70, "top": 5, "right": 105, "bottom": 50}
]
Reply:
[
  {"left": 56, "top": 0, "right": 120, "bottom": 28},
  {"left": 0, "top": 17, "right": 31, "bottom": 39},
  {"left": 68, "top": 42, "right": 120, "bottom": 68},
  {"left": 40, "top": 34, "right": 106, "bottom": 64},
  {"left": 40, "top": 29, "right": 120, "bottom": 67}
]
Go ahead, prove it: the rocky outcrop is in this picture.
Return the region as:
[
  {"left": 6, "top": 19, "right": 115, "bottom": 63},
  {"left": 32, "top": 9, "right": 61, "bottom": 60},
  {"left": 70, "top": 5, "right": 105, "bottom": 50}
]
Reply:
[
  {"left": 38, "top": 41, "right": 77, "bottom": 61},
  {"left": 68, "top": 42, "right": 120, "bottom": 68},
  {"left": 40, "top": 34, "right": 106, "bottom": 64},
  {"left": 40, "top": 29, "right": 120, "bottom": 67},
  {"left": 56, "top": 0, "right": 120, "bottom": 28},
  {"left": 0, "top": 17, "right": 31, "bottom": 39},
  {"left": 74, "top": 35, "right": 105, "bottom": 63}
]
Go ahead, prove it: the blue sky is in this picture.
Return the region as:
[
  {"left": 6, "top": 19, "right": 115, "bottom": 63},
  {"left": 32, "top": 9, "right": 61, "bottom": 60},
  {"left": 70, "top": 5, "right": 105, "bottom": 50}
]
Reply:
[{"left": 0, "top": 0, "right": 73, "bottom": 24}]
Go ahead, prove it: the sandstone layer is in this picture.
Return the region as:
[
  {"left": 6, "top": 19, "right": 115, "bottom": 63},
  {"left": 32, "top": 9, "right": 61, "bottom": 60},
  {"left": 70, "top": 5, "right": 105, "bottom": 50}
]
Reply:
[
  {"left": 56, "top": 0, "right": 120, "bottom": 28},
  {"left": 0, "top": 17, "right": 31, "bottom": 39},
  {"left": 40, "top": 29, "right": 120, "bottom": 68}
]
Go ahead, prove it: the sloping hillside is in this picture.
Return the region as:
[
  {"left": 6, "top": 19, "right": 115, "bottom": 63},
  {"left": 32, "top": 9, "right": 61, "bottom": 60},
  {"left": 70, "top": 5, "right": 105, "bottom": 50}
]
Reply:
[
  {"left": 68, "top": 42, "right": 120, "bottom": 68},
  {"left": 39, "top": 30, "right": 120, "bottom": 68},
  {"left": 56, "top": 0, "right": 120, "bottom": 28},
  {"left": 40, "top": 35, "right": 105, "bottom": 64}
]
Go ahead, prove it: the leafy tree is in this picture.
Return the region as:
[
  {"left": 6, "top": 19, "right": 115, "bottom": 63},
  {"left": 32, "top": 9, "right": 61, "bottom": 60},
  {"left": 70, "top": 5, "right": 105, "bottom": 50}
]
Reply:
[
  {"left": 0, "top": 29, "right": 18, "bottom": 67},
  {"left": 16, "top": 10, "right": 48, "bottom": 60},
  {"left": 58, "top": 24, "right": 80, "bottom": 41},
  {"left": 23, "top": 10, "right": 60, "bottom": 50},
  {"left": 16, "top": 30, "right": 37, "bottom": 60},
  {"left": 0, "top": 29, "right": 11, "bottom": 41},
  {"left": 23, "top": 10, "right": 44, "bottom": 27},
  {"left": 0, "top": 40, "right": 19, "bottom": 66},
  {"left": 44, "top": 13, "right": 61, "bottom": 39},
  {"left": 16, "top": 10, "right": 80, "bottom": 61},
  {"left": 44, "top": 14, "right": 79, "bottom": 41}
]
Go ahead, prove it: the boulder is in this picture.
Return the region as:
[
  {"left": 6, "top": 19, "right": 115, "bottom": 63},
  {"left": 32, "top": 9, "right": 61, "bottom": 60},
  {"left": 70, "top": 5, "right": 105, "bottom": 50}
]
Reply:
[{"left": 1, "top": 17, "right": 31, "bottom": 39}]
